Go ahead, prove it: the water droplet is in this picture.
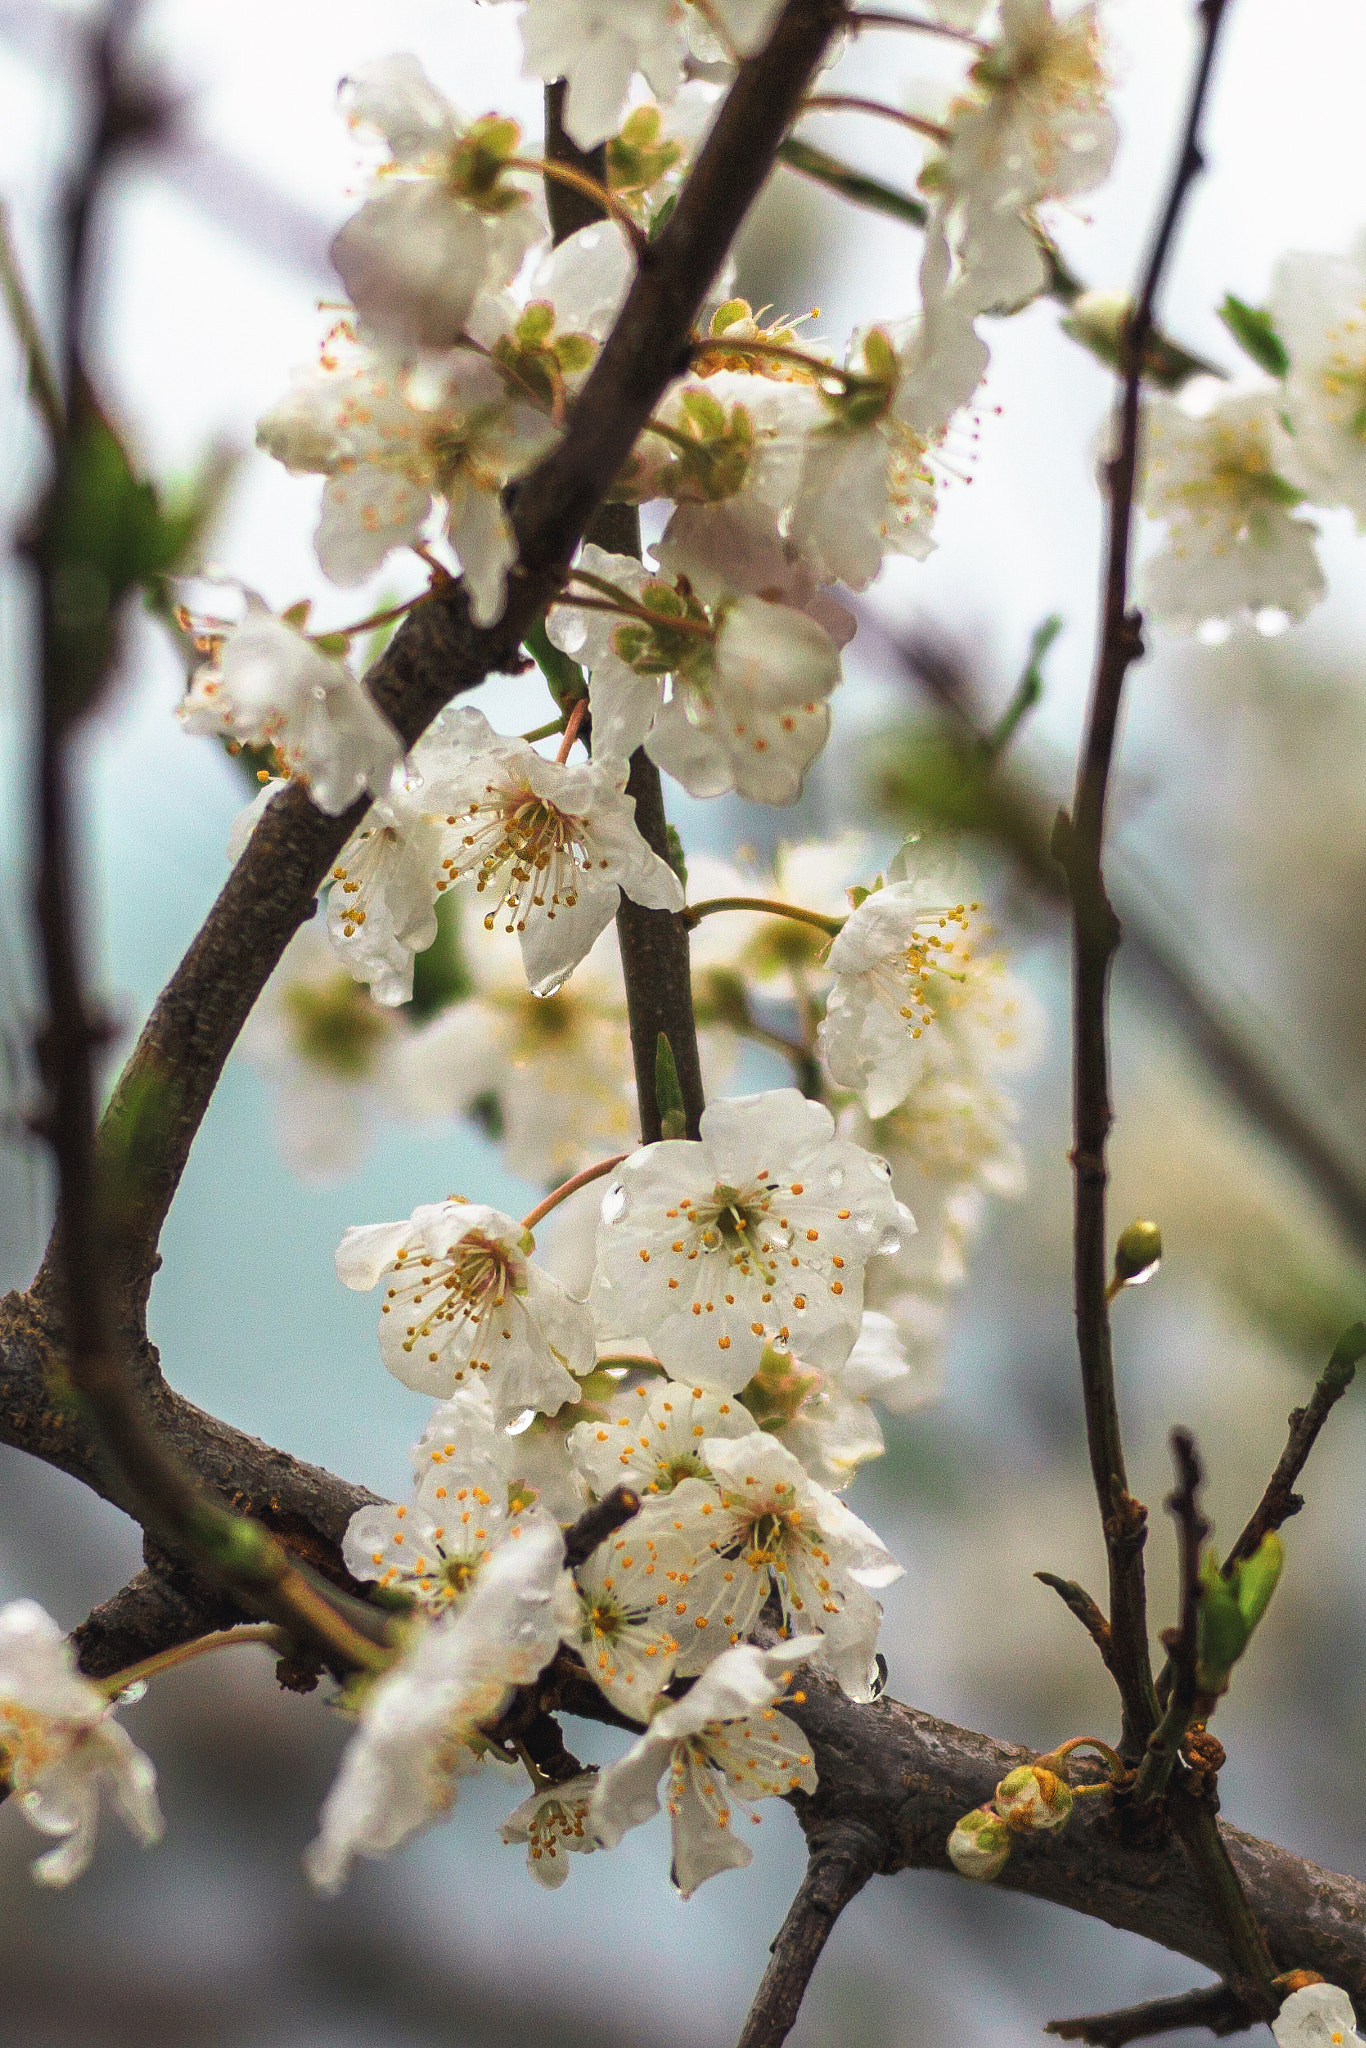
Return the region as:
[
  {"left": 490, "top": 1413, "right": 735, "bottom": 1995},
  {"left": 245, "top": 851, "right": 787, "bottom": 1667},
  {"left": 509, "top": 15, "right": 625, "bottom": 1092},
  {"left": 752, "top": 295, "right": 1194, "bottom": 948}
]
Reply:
[
  {"left": 602, "top": 1184, "right": 627, "bottom": 1225},
  {"left": 826, "top": 1166, "right": 845, "bottom": 1191}
]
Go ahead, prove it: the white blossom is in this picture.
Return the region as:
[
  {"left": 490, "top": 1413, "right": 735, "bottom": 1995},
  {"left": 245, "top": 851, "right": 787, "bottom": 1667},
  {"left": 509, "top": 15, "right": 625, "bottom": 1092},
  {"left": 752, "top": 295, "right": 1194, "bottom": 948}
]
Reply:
[
  {"left": 819, "top": 877, "right": 1041, "bottom": 1119},
  {"left": 738, "top": 1311, "right": 926, "bottom": 1489},
  {"left": 500, "top": 1769, "right": 601, "bottom": 1887},
  {"left": 423, "top": 706, "right": 684, "bottom": 996},
  {"left": 257, "top": 339, "right": 555, "bottom": 624},
  {"left": 655, "top": 1431, "right": 901, "bottom": 1694},
  {"left": 568, "top": 1379, "right": 758, "bottom": 1500},
  {"left": 1140, "top": 390, "right": 1326, "bottom": 636},
  {"left": 239, "top": 922, "right": 405, "bottom": 1180},
  {"left": 333, "top": 57, "right": 543, "bottom": 349},
  {"left": 547, "top": 546, "right": 841, "bottom": 804},
  {"left": 560, "top": 1513, "right": 699, "bottom": 1718},
  {"left": 501, "top": 0, "right": 687, "bottom": 150},
  {"left": 413, "top": 1388, "right": 590, "bottom": 1525},
  {"left": 306, "top": 1521, "right": 565, "bottom": 1892},
  {"left": 178, "top": 598, "right": 403, "bottom": 815},
  {"left": 327, "top": 779, "right": 444, "bottom": 1007},
  {"left": 1274, "top": 1985, "right": 1365, "bottom": 2048},
  {"left": 0, "top": 1601, "right": 163, "bottom": 1887},
  {"left": 588, "top": 1638, "right": 820, "bottom": 1895},
  {"left": 343, "top": 1434, "right": 542, "bottom": 1614},
  {"left": 392, "top": 918, "right": 637, "bottom": 1181},
  {"left": 337, "top": 1198, "right": 593, "bottom": 1421},
  {"left": 592, "top": 1089, "right": 908, "bottom": 1390},
  {"left": 1272, "top": 235, "right": 1366, "bottom": 527}
]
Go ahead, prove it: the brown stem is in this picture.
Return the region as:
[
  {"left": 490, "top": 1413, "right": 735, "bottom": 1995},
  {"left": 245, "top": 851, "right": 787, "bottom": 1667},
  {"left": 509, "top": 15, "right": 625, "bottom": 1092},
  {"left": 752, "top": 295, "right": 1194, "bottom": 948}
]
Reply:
[
  {"left": 1060, "top": 0, "right": 1233, "bottom": 1756},
  {"left": 1224, "top": 1324, "right": 1366, "bottom": 1571},
  {"left": 799, "top": 92, "right": 948, "bottom": 141},
  {"left": 1047, "top": 1984, "right": 1257, "bottom": 2048},
  {"left": 562, "top": 1485, "right": 642, "bottom": 1570},
  {"left": 1035, "top": 1572, "right": 1116, "bottom": 1676},
  {"left": 1133, "top": 1430, "right": 1210, "bottom": 1805},
  {"left": 735, "top": 1831, "right": 880, "bottom": 2048}
]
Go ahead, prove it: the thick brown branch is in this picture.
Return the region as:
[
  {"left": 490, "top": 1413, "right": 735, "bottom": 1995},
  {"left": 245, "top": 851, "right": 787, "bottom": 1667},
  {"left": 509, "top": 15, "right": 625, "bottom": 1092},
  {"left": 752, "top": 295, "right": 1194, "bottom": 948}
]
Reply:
[
  {"left": 1048, "top": 1983, "right": 1255, "bottom": 2048},
  {"left": 1063, "top": 0, "right": 1233, "bottom": 1756},
  {"left": 735, "top": 1829, "right": 880, "bottom": 2048}
]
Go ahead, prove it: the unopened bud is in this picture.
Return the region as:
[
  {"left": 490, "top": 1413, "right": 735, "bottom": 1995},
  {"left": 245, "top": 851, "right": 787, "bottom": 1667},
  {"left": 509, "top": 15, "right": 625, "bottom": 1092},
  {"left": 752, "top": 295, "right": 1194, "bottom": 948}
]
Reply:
[
  {"left": 947, "top": 1807, "right": 1012, "bottom": 1881},
  {"left": 994, "top": 1764, "right": 1073, "bottom": 1833},
  {"left": 1113, "top": 1219, "right": 1162, "bottom": 1287}
]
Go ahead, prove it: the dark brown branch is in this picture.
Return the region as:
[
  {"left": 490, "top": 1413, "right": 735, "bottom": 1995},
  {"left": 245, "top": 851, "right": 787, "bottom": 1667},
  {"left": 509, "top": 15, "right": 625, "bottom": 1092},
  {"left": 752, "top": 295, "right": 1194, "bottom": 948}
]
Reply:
[
  {"left": 1133, "top": 1429, "right": 1209, "bottom": 1805},
  {"left": 1060, "top": 0, "right": 1233, "bottom": 1756},
  {"left": 735, "top": 1828, "right": 881, "bottom": 2048},
  {"left": 1047, "top": 1983, "right": 1255, "bottom": 2048},
  {"left": 1225, "top": 1323, "right": 1366, "bottom": 1572},
  {"left": 562, "top": 1484, "right": 641, "bottom": 1569},
  {"left": 1035, "top": 1571, "right": 1115, "bottom": 1674},
  {"left": 542, "top": 89, "right": 707, "bottom": 1145}
]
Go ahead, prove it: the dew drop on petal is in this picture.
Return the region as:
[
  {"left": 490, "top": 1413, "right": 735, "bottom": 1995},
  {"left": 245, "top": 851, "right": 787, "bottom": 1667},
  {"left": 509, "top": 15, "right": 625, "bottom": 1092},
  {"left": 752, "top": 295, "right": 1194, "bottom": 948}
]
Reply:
[
  {"left": 826, "top": 1166, "right": 845, "bottom": 1192},
  {"left": 602, "top": 1183, "right": 627, "bottom": 1225}
]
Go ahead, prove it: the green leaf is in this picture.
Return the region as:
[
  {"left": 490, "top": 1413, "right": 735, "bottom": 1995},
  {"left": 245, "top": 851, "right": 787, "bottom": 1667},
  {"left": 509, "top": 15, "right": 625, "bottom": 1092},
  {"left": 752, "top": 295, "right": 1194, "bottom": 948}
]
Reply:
[
  {"left": 984, "top": 615, "right": 1061, "bottom": 760},
  {"left": 776, "top": 138, "right": 928, "bottom": 231},
  {"left": 655, "top": 1033, "right": 687, "bottom": 1141},
  {"left": 523, "top": 614, "right": 588, "bottom": 712},
  {"left": 1219, "top": 294, "right": 1290, "bottom": 378},
  {"left": 1325, "top": 1320, "right": 1366, "bottom": 1394},
  {"left": 665, "top": 823, "right": 688, "bottom": 887}
]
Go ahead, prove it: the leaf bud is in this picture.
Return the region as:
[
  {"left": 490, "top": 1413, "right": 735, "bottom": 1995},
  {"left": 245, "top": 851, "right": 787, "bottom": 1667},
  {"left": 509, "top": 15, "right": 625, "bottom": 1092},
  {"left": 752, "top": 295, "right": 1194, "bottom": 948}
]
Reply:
[
  {"left": 994, "top": 1764, "right": 1073, "bottom": 1833},
  {"left": 947, "top": 1807, "right": 1012, "bottom": 1881},
  {"left": 1113, "top": 1219, "right": 1162, "bottom": 1287}
]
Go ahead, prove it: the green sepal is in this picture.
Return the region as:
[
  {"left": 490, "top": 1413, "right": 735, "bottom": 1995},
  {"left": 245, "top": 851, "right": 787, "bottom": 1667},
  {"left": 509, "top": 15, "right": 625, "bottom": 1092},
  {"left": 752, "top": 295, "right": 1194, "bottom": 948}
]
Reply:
[
  {"left": 1196, "top": 1531, "right": 1285, "bottom": 1693},
  {"left": 1325, "top": 1320, "right": 1366, "bottom": 1395},
  {"left": 655, "top": 1032, "right": 687, "bottom": 1141},
  {"left": 1219, "top": 294, "right": 1290, "bottom": 379}
]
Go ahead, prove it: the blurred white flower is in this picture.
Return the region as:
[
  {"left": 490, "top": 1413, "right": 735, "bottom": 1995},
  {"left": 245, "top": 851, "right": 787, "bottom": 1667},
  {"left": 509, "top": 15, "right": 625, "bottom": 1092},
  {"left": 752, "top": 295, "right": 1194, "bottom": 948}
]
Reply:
[
  {"left": 588, "top": 1637, "right": 820, "bottom": 1895},
  {"left": 1273, "top": 1984, "right": 1364, "bottom": 2048},
  {"left": 337, "top": 1198, "right": 593, "bottom": 1420},
  {"left": 333, "top": 57, "right": 543, "bottom": 349},
  {"left": 502, "top": 0, "right": 687, "bottom": 149},
  {"left": 1272, "top": 235, "right": 1366, "bottom": 528},
  {"left": 239, "top": 922, "right": 405, "bottom": 1180},
  {"left": 1140, "top": 390, "right": 1325, "bottom": 636},
  {"left": 568, "top": 1378, "right": 758, "bottom": 1499},
  {"left": 0, "top": 1600, "right": 163, "bottom": 1888},
  {"left": 179, "top": 598, "right": 403, "bottom": 815},
  {"left": 306, "top": 1522, "right": 566, "bottom": 1893},
  {"left": 590, "top": 1090, "right": 908, "bottom": 1390}
]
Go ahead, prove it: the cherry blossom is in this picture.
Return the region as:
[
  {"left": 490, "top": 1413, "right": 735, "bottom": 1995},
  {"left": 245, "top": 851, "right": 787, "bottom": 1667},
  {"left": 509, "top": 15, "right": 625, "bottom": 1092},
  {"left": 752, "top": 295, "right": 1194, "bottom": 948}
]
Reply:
[
  {"left": 738, "top": 1311, "right": 926, "bottom": 1490},
  {"left": 0, "top": 1600, "right": 163, "bottom": 1887},
  {"left": 1272, "top": 236, "right": 1366, "bottom": 527},
  {"left": 239, "top": 922, "right": 406, "bottom": 1181},
  {"left": 332, "top": 57, "right": 543, "bottom": 349},
  {"left": 568, "top": 1379, "right": 758, "bottom": 1500},
  {"left": 500, "top": 1769, "right": 601, "bottom": 1887},
  {"left": 560, "top": 1513, "right": 696, "bottom": 1718},
  {"left": 256, "top": 338, "right": 555, "bottom": 624},
  {"left": 326, "top": 779, "right": 444, "bottom": 1007},
  {"left": 656, "top": 1431, "right": 901, "bottom": 1694},
  {"left": 306, "top": 1521, "right": 566, "bottom": 1892},
  {"left": 423, "top": 706, "right": 685, "bottom": 996},
  {"left": 1273, "top": 1985, "right": 1365, "bottom": 2048},
  {"left": 343, "top": 1431, "right": 543, "bottom": 1614},
  {"left": 588, "top": 1638, "right": 820, "bottom": 1895},
  {"left": 500, "top": 0, "right": 687, "bottom": 150},
  {"left": 547, "top": 545, "right": 842, "bottom": 804},
  {"left": 178, "top": 597, "right": 403, "bottom": 815},
  {"left": 1140, "top": 390, "right": 1326, "bottom": 636},
  {"left": 337, "top": 1198, "right": 593, "bottom": 1421},
  {"left": 591, "top": 1089, "right": 908, "bottom": 1390}
]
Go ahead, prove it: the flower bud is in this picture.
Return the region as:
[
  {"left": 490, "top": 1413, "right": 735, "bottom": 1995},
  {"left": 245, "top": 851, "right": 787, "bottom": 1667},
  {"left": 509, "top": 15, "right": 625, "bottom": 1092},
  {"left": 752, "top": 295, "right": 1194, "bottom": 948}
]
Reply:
[
  {"left": 1113, "top": 1219, "right": 1162, "bottom": 1287},
  {"left": 994, "top": 1764, "right": 1073, "bottom": 1833},
  {"left": 947, "top": 1807, "right": 1012, "bottom": 1881}
]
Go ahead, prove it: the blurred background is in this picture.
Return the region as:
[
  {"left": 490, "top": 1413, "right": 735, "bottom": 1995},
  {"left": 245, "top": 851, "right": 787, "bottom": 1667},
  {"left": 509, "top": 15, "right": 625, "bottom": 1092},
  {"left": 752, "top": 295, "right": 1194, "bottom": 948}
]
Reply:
[{"left": 4, "top": 0, "right": 1366, "bottom": 2041}]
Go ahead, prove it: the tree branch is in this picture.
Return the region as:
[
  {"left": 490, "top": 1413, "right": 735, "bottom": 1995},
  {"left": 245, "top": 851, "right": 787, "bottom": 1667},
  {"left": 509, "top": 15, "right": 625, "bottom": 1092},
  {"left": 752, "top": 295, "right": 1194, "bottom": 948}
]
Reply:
[
  {"left": 1047, "top": 1984, "right": 1256, "bottom": 2048},
  {"left": 735, "top": 1827, "right": 881, "bottom": 2048},
  {"left": 1059, "top": 0, "right": 1234, "bottom": 1756},
  {"left": 1224, "top": 1322, "right": 1366, "bottom": 1571}
]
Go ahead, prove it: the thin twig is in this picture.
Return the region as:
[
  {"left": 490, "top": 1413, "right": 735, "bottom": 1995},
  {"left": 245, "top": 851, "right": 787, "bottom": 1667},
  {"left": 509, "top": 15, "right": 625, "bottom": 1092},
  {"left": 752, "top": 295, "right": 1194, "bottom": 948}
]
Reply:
[
  {"left": 1224, "top": 1322, "right": 1366, "bottom": 1571},
  {"left": 683, "top": 895, "right": 844, "bottom": 937},
  {"left": 562, "top": 1485, "right": 642, "bottom": 1571},
  {"left": 843, "top": 8, "right": 987, "bottom": 44},
  {"left": 1047, "top": 1983, "right": 1256, "bottom": 2048},
  {"left": 799, "top": 92, "right": 948, "bottom": 141},
  {"left": 1132, "top": 1429, "right": 1209, "bottom": 1804},
  {"left": 735, "top": 1832, "right": 880, "bottom": 2048},
  {"left": 1058, "top": 0, "right": 1234, "bottom": 1756},
  {"left": 1035, "top": 1571, "right": 1115, "bottom": 1675},
  {"left": 522, "top": 1151, "right": 630, "bottom": 1231}
]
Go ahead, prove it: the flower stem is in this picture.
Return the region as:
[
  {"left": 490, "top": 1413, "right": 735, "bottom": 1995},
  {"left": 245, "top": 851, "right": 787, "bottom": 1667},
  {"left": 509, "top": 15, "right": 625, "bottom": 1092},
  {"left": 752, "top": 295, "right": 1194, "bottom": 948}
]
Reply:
[
  {"left": 683, "top": 895, "right": 844, "bottom": 937},
  {"left": 799, "top": 94, "right": 950, "bottom": 144},
  {"left": 556, "top": 696, "right": 590, "bottom": 762},
  {"left": 98, "top": 1624, "right": 291, "bottom": 1698},
  {"left": 509, "top": 158, "right": 649, "bottom": 257},
  {"left": 843, "top": 8, "right": 988, "bottom": 45},
  {"left": 522, "top": 1152, "right": 631, "bottom": 1232},
  {"left": 686, "top": 334, "right": 869, "bottom": 386}
]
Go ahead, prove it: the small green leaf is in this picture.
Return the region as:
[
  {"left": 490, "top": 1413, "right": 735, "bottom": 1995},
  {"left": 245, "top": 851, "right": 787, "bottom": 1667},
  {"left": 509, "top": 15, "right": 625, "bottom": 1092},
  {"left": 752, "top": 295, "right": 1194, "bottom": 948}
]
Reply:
[
  {"left": 665, "top": 823, "right": 688, "bottom": 886},
  {"left": 655, "top": 1032, "right": 687, "bottom": 1141},
  {"left": 1325, "top": 1320, "right": 1366, "bottom": 1394},
  {"left": 1219, "top": 294, "right": 1290, "bottom": 378}
]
